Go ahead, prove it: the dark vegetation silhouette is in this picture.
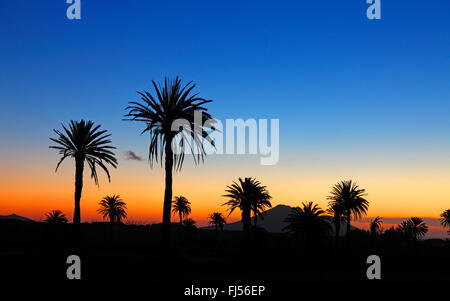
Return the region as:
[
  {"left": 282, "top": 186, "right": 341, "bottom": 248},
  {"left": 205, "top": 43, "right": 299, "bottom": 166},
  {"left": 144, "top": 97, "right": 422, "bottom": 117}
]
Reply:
[
  {"left": 13, "top": 78, "right": 446, "bottom": 281},
  {"left": 3, "top": 178, "right": 450, "bottom": 281},
  {"left": 222, "top": 177, "right": 271, "bottom": 242},
  {"left": 441, "top": 209, "right": 450, "bottom": 235},
  {"left": 208, "top": 212, "right": 227, "bottom": 243},
  {"left": 208, "top": 212, "right": 227, "bottom": 232},
  {"left": 49, "top": 120, "right": 117, "bottom": 242},
  {"left": 97, "top": 195, "right": 127, "bottom": 241},
  {"left": 182, "top": 218, "right": 196, "bottom": 229},
  {"left": 124, "top": 77, "right": 217, "bottom": 247},
  {"left": 327, "top": 180, "right": 369, "bottom": 245},
  {"left": 327, "top": 203, "right": 343, "bottom": 248},
  {"left": 283, "top": 202, "right": 331, "bottom": 246},
  {"left": 97, "top": 195, "right": 127, "bottom": 224},
  {"left": 251, "top": 190, "right": 272, "bottom": 227},
  {"left": 398, "top": 217, "right": 428, "bottom": 242},
  {"left": 172, "top": 196, "right": 191, "bottom": 225},
  {"left": 44, "top": 210, "right": 68, "bottom": 224},
  {"left": 370, "top": 216, "right": 383, "bottom": 240}
]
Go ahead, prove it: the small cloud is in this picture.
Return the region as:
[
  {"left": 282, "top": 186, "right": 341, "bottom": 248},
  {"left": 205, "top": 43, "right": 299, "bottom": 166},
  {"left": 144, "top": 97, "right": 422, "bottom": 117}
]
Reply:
[{"left": 124, "top": 150, "right": 142, "bottom": 161}]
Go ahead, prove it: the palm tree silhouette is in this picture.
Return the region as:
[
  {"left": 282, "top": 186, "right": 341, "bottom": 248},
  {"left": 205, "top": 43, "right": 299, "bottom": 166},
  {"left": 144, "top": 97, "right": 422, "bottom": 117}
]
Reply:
[
  {"left": 327, "top": 180, "right": 369, "bottom": 245},
  {"left": 283, "top": 201, "right": 331, "bottom": 245},
  {"left": 222, "top": 177, "right": 271, "bottom": 241},
  {"left": 50, "top": 120, "right": 117, "bottom": 239},
  {"left": 251, "top": 192, "right": 272, "bottom": 228},
  {"left": 124, "top": 77, "right": 216, "bottom": 247},
  {"left": 183, "top": 218, "right": 196, "bottom": 229},
  {"left": 97, "top": 195, "right": 127, "bottom": 223},
  {"left": 440, "top": 209, "right": 450, "bottom": 235},
  {"left": 44, "top": 210, "right": 68, "bottom": 224},
  {"left": 398, "top": 217, "right": 428, "bottom": 241},
  {"left": 327, "top": 203, "right": 343, "bottom": 247},
  {"left": 172, "top": 196, "right": 191, "bottom": 225},
  {"left": 208, "top": 212, "right": 227, "bottom": 232},
  {"left": 370, "top": 216, "right": 383, "bottom": 236}
]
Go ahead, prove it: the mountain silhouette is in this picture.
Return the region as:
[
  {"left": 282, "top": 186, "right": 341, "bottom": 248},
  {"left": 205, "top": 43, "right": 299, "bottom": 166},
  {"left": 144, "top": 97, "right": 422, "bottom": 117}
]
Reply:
[
  {"left": 0, "top": 214, "right": 33, "bottom": 222},
  {"left": 203, "top": 204, "right": 359, "bottom": 235}
]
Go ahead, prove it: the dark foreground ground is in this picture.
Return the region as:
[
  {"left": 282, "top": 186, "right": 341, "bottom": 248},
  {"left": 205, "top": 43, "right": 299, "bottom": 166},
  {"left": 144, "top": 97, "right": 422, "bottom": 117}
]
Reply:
[{"left": 1, "top": 220, "right": 449, "bottom": 288}]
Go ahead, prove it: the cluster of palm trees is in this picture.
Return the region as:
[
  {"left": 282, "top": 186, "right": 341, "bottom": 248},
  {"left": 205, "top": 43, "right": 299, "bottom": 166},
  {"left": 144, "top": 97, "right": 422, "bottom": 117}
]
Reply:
[
  {"left": 48, "top": 76, "right": 450, "bottom": 247},
  {"left": 208, "top": 212, "right": 227, "bottom": 232},
  {"left": 397, "top": 217, "right": 428, "bottom": 241},
  {"left": 279, "top": 180, "right": 369, "bottom": 246},
  {"left": 50, "top": 77, "right": 217, "bottom": 246},
  {"left": 45, "top": 195, "right": 127, "bottom": 225},
  {"left": 222, "top": 177, "right": 272, "bottom": 240}
]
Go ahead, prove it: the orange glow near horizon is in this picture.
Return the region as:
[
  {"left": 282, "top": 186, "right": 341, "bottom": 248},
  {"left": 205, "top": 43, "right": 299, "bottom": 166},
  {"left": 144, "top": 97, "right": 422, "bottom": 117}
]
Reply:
[{"left": 1, "top": 150, "right": 450, "bottom": 228}]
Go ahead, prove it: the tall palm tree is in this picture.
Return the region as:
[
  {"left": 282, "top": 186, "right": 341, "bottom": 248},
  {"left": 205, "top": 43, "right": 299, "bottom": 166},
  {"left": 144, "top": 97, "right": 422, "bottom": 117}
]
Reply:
[
  {"left": 327, "top": 203, "right": 344, "bottom": 246},
  {"left": 97, "top": 195, "right": 127, "bottom": 223},
  {"left": 172, "top": 196, "right": 191, "bottom": 225},
  {"left": 283, "top": 202, "right": 331, "bottom": 245},
  {"left": 327, "top": 180, "right": 369, "bottom": 244},
  {"left": 44, "top": 210, "right": 68, "bottom": 224},
  {"left": 398, "top": 217, "right": 428, "bottom": 242},
  {"left": 440, "top": 209, "right": 450, "bottom": 235},
  {"left": 222, "top": 177, "right": 271, "bottom": 241},
  {"left": 124, "top": 77, "right": 216, "bottom": 247},
  {"left": 208, "top": 212, "right": 227, "bottom": 232},
  {"left": 50, "top": 120, "right": 117, "bottom": 239}
]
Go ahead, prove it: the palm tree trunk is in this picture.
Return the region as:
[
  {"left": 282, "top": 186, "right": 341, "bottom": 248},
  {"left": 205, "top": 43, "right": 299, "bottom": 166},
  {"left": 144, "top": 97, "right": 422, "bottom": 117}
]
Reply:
[
  {"left": 109, "top": 216, "right": 114, "bottom": 242},
  {"left": 161, "top": 140, "right": 173, "bottom": 248},
  {"left": 334, "top": 216, "right": 340, "bottom": 248},
  {"left": 346, "top": 211, "right": 351, "bottom": 246},
  {"left": 242, "top": 207, "right": 251, "bottom": 243},
  {"left": 179, "top": 212, "right": 183, "bottom": 226},
  {"left": 253, "top": 213, "right": 257, "bottom": 228},
  {"left": 73, "top": 157, "right": 84, "bottom": 243}
]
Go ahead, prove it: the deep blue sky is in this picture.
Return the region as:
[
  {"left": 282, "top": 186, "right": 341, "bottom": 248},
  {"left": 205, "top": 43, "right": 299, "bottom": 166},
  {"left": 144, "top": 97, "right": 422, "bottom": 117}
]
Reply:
[{"left": 1, "top": 0, "right": 449, "bottom": 160}]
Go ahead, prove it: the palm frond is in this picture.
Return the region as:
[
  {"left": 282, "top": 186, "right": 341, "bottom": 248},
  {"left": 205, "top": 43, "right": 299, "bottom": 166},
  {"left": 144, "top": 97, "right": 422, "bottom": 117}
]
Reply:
[{"left": 124, "top": 76, "right": 217, "bottom": 171}]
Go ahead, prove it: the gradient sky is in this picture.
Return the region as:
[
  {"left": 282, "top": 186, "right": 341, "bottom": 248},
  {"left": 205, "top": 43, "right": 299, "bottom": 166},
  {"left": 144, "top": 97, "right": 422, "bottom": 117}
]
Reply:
[{"left": 1, "top": 1, "right": 449, "bottom": 234}]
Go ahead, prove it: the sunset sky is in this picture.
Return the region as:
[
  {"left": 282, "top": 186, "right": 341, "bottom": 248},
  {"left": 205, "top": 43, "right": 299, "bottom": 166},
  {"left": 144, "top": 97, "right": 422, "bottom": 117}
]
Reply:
[{"left": 1, "top": 1, "right": 449, "bottom": 235}]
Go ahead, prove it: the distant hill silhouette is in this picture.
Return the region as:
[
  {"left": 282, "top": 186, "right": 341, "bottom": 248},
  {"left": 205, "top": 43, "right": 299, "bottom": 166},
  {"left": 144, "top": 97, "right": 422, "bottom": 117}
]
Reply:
[
  {"left": 202, "top": 204, "right": 359, "bottom": 235},
  {"left": 0, "top": 214, "right": 33, "bottom": 222}
]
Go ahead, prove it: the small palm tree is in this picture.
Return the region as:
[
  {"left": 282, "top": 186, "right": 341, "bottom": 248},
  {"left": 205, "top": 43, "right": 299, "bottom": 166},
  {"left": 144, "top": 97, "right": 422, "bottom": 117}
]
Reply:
[
  {"left": 222, "top": 177, "right": 270, "bottom": 240},
  {"left": 440, "top": 209, "right": 450, "bottom": 235},
  {"left": 45, "top": 210, "right": 68, "bottom": 224},
  {"left": 283, "top": 202, "right": 331, "bottom": 245},
  {"left": 183, "top": 218, "right": 196, "bottom": 229},
  {"left": 398, "top": 217, "right": 428, "bottom": 241},
  {"left": 97, "top": 195, "right": 127, "bottom": 223},
  {"left": 208, "top": 212, "right": 227, "bottom": 231},
  {"left": 327, "top": 180, "right": 369, "bottom": 244},
  {"left": 172, "top": 196, "right": 191, "bottom": 225},
  {"left": 370, "top": 216, "right": 383, "bottom": 237},
  {"left": 124, "top": 77, "right": 217, "bottom": 247},
  {"left": 50, "top": 120, "right": 117, "bottom": 238},
  {"left": 398, "top": 220, "right": 412, "bottom": 238}
]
